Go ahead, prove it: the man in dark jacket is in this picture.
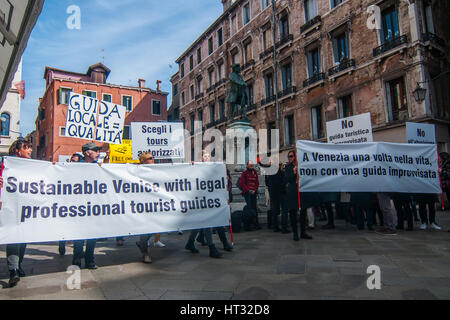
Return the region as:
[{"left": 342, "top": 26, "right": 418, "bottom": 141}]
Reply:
[
  {"left": 240, "top": 160, "right": 261, "bottom": 230},
  {"left": 285, "top": 150, "right": 312, "bottom": 241},
  {"left": 72, "top": 142, "right": 101, "bottom": 269},
  {"left": 269, "top": 163, "right": 289, "bottom": 233}
]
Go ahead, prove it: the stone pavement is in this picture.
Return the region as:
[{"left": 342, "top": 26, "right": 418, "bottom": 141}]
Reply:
[{"left": 0, "top": 211, "right": 449, "bottom": 300}]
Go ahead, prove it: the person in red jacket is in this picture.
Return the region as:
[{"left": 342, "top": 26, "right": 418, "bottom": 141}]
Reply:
[{"left": 240, "top": 160, "right": 261, "bottom": 230}]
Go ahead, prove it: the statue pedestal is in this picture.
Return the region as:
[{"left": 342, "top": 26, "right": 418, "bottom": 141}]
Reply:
[{"left": 226, "top": 120, "right": 256, "bottom": 173}]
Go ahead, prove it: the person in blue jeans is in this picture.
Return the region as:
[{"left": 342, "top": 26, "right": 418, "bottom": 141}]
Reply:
[{"left": 72, "top": 143, "right": 101, "bottom": 269}]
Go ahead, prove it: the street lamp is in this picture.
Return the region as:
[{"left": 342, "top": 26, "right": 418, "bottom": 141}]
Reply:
[
  {"left": 413, "top": 82, "right": 427, "bottom": 103},
  {"left": 413, "top": 70, "right": 450, "bottom": 103}
]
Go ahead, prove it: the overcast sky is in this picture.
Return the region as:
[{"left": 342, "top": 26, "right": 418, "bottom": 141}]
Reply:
[{"left": 20, "top": 0, "right": 223, "bottom": 135}]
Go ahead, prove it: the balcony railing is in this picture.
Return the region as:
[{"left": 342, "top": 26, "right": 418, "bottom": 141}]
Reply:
[
  {"left": 206, "top": 120, "right": 216, "bottom": 129},
  {"left": 259, "top": 46, "right": 274, "bottom": 60},
  {"left": 195, "top": 92, "right": 204, "bottom": 100},
  {"left": 247, "top": 103, "right": 257, "bottom": 112},
  {"left": 328, "top": 59, "right": 356, "bottom": 77},
  {"left": 373, "top": 35, "right": 408, "bottom": 57},
  {"left": 215, "top": 78, "right": 227, "bottom": 87},
  {"left": 303, "top": 73, "right": 325, "bottom": 88},
  {"left": 261, "top": 94, "right": 276, "bottom": 106},
  {"left": 206, "top": 85, "right": 215, "bottom": 93},
  {"left": 216, "top": 116, "right": 227, "bottom": 125},
  {"left": 300, "top": 15, "right": 321, "bottom": 33},
  {"left": 276, "top": 34, "right": 293, "bottom": 47},
  {"left": 422, "top": 32, "right": 445, "bottom": 47},
  {"left": 278, "top": 86, "right": 297, "bottom": 98},
  {"left": 241, "top": 59, "right": 255, "bottom": 71}
]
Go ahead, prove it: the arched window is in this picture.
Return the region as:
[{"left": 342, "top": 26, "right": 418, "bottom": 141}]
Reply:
[{"left": 0, "top": 113, "right": 10, "bottom": 136}]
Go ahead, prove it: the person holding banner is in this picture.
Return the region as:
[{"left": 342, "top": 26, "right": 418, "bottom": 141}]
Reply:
[
  {"left": 185, "top": 151, "right": 225, "bottom": 258},
  {"left": 134, "top": 152, "right": 157, "bottom": 263},
  {"left": 58, "top": 153, "right": 83, "bottom": 256},
  {"left": 285, "top": 150, "right": 312, "bottom": 241},
  {"left": 4, "top": 137, "right": 33, "bottom": 287},
  {"left": 71, "top": 142, "right": 102, "bottom": 269}
]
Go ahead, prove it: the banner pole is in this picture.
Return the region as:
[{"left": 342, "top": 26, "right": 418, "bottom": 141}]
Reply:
[{"left": 438, "top": 151, "right": 445, "bottom": 211}]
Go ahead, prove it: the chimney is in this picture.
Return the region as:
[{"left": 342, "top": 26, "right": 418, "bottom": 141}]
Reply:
[
  {"left": 138, "top": 78, "right": 146, "bottom": 88},
  {"left": 222, "top": 0, "right": 231, "bottom": 12},
  {"left": 156, "top": 80, "right": 162, "bottom": 91}
]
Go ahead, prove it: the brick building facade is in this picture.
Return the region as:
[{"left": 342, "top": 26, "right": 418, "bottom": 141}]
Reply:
[
  {"left": 169, "top": 0, "right": 450, "bottom": 159},
  {"left": 35, "top": 63, "right": 168, "bottom": 161}
]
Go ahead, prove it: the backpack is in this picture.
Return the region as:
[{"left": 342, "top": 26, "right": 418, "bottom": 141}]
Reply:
[
  {"left": 236, "top": 176, "right": 243, "bottom": 191},
  {"left": 231, "top": 210, "right": 243, "bottom": 233}
]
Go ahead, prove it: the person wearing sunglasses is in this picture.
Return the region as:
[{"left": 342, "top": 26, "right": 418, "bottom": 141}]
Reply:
[{"left": 284, "top": 150, "right": 312, "bottom": 241}]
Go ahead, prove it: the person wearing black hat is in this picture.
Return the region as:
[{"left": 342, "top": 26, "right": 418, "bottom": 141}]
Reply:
[{"left": 71, "top": 142, "right": 101, "bottom": 269}]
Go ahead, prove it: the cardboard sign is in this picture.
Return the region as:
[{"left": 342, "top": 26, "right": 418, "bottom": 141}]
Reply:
[
  {"left": 131, "top": 122, "right": 185, "bottom": 160},
  {"left": 326, "top": 113, "right": 373, "bottom": 144},
  {"left": 64, "top": 92, "right": 126, "bottom": 145},
  {"left": 406, "top": 122, "right": 436, "bottom": 144},
  {"left": 110, "top": 139, "right": 139, "bottom": 163}
]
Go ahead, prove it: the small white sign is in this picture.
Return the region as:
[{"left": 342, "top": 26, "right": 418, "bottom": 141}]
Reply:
[
  {"left": 406, "top": 122, "right": 436, "bottom": 144},
  {"left": 326, "top": 113, "right": 373, "bottom": 144},
  {"left": 64, "top": 92, "right": 126, "bottom": 145},
  {"left": 58, "top": 155, "right": 72, "bottom": 163},
  {"left": 131, "top": 122, "right": 185, "bottom": 160}
]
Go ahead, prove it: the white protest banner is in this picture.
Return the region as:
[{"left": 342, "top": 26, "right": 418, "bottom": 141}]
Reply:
[
  {"left": 296, "top": 140, "right": 440, "bottom": 193},
  {"left": 64, "top": 92, "right": 126, "bottom": 145},
  {"left": 131, "top": 122, "right": 184, "bottom": 160},
  {"left": 0, "top": 157, "right": 229, "bottom": 244},
  {"left": 406, "top": 122, "right": 436, "bottom": 144},
  {"left": 326, "top": 113, "right": 373, "bottom": 144}
]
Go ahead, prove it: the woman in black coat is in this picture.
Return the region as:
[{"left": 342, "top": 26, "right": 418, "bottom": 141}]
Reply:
[{"left": 284, "top": 150, "right": 313, "bottom": 241}]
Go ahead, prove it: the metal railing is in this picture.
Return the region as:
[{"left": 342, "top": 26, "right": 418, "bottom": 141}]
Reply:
[
  {"left": 303, "top": 73, "right": 325, "bottom": 88},
  {"left": 259, "top": 46, "right": 274, "bottom": 60},
  {"left": 278, "top": 86, "right": 297, "bottom": 98},
  {"left": 300, "top": 15, "right": 321, "bottom": 33},
  {"left": 261, "top": 94, "right": 276, "bottom": 106},
  {"left": 195, "top": 92, "right": 204, "bottom": 100},
  {"left": 241, "top": 59, "right": 255, "bottom": 71},
  {"left": 422, "top": 32, "right": 445, "bottom": 47},
  {"left": 328, "top": 59, "right": 356, "bottom": 77},
  {"left": 276, "top": 34, "right": 293, "bottom": 47},
  {"left": 373, "top": 35, "right": 408, "bottom": 57}
]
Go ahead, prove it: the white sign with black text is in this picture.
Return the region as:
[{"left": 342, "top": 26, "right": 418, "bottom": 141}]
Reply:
[
  {"left": 406, "top": 122, "right": 436, "bottom": 144},
  {"left": 64, "top": 92, "right": 126, "bottom": 145},
  {"left": 326, "top": 113, "right": 373, "bottom": 144},
  {"left": 131, "top": 122, "right": 185, "bottom": 160}
]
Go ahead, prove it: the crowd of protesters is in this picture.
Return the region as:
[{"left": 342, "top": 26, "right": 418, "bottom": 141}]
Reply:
[{"left": 1, "top": 137, "right": 449, "bottom": 288}]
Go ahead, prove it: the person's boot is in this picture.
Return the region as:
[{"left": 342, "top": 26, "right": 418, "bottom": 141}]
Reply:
[
  {"left": 185, "top": 241, "right": 199, "bottom": 253},
  {"left": 18, "top": 265, "right": 26, "bottom": 277},
  {"left": 267, "top": 210, "right": 273, "bottom": 229},
  {"left": 9, "top": 269, "right": 20, "bottom": 287},
  {"left": 209, "top": 245, "right": 223, "bottom": 258},
  {"left": 217, "top": 229, "right": 233, "bottom": 251},
  {"left": 300, "top": 233, "right": 313, "bottom": 239}
]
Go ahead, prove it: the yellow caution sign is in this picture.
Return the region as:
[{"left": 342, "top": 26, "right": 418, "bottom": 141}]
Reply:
[{"left": 109, "top": 140, "right": 139, "bottom": 164}]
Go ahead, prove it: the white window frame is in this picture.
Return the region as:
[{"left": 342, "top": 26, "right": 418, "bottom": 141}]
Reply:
[
  {"left": 261, "top": 0, "right": 270, "bottom": 11},
  {"left": 102, "top": 93, "right": 112, "bottom": 102},
  {"left": 59, "top": 87, "right": 73, "bottom": 105},
  {"left": 82, "top": 90, "right": 97, "bottom": 99},
  {"left": 243, "top": 2, "right": 251, "bottom": 25},
  {"left": 152, "top": 99, "right": 162, "bottom": 116},
  {"left": 122, "top": 95, "right": 133, "bottom": 112}
]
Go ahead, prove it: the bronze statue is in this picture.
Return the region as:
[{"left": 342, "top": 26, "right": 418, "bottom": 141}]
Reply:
[{"left": 226, "top": 64, "right": 249, "bottom": 121}]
